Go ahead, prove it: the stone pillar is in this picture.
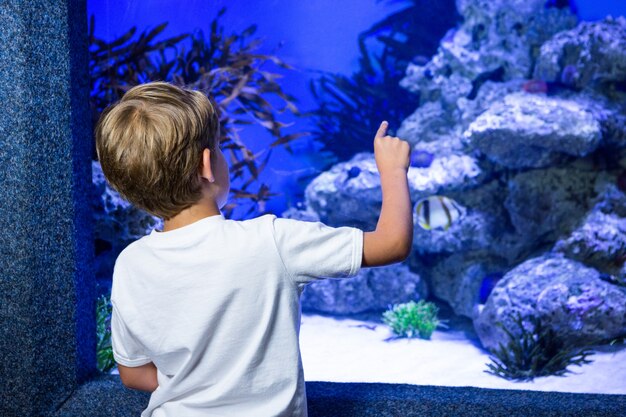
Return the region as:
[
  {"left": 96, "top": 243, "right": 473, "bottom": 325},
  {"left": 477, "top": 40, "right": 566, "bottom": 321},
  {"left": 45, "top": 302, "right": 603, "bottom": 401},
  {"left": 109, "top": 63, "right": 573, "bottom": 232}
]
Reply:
[{"left": 0, "top": 1, "right": 95, "bottom": 416}]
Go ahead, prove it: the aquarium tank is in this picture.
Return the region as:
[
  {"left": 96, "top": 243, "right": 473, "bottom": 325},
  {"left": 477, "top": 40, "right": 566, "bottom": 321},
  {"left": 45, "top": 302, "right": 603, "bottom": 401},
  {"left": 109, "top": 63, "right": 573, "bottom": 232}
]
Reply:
[{"left": 90, "top": 0, "right": 626, "bottom": 394}]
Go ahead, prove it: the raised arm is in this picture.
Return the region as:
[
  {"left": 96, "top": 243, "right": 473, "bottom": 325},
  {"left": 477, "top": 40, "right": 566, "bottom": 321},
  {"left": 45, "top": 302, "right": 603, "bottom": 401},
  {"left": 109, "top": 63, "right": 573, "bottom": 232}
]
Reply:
[{"left": 362, "top": 121, "right": 413, "bottom": 267}]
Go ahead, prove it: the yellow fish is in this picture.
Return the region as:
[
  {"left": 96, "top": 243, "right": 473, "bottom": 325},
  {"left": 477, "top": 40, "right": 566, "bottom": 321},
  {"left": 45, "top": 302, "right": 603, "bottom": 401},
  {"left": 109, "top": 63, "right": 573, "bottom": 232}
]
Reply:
[{"left": 415, "top": 196, "right": 463, "bottom": 231}]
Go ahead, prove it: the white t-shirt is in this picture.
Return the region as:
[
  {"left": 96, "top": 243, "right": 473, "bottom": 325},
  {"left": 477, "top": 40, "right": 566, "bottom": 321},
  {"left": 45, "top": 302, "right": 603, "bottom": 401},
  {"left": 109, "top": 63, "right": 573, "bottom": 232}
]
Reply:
[{"left": 111, "top": 214, "right": 363, "bottom": 417}]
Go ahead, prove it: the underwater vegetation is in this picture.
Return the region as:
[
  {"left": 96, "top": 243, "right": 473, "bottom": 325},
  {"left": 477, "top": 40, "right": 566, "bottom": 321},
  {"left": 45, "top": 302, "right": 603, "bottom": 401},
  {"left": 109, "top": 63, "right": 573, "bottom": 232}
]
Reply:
[
  {"left": 96, "top": 294, "right": 115, "bottom": 373},
  {"left": 485, "top": 313, "right": 594, "bottom": 381},
  {"left": 308, "top": 0, "right": 458, "bottom": 163},
  {"left": 89, "top": 8, "right": 305, "bottom": 217},
  {"left": 382, "top": 300, "right": 445, "bottom": 339}
]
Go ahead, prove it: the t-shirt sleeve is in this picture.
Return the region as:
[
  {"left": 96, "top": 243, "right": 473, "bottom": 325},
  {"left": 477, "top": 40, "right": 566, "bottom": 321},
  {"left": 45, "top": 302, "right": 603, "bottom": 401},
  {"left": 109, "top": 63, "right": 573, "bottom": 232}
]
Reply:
[
  {"left": 271, "top": 216, "right": 363, "bottom": 285},
  {"left": 110, "top": 301, "right": 152, "bottom": 367}
]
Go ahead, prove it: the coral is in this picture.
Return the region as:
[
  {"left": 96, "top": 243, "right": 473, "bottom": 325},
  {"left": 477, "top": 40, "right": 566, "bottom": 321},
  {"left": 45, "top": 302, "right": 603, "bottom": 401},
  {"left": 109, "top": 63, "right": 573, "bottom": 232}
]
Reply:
[
  {"left": 534, "top": 16, "right": 626, "bottom": 90},
  {"left": 89, "top": 8, "right": 303, "bottom": 217},
  {"left": 382, "top": 300, "right": 444, "bottom": 339},
  {"left": 465, "top": 93, "right": 602, "bottom": 168},
  {"left": 554, "top": 204, "right": 626, "bottom": 285},
  {"left": 304, "top": 152, "right": 483, "bottom": 230},
  {"left": 474, "top": 255, "right": 626, "bottom": 351},
  {"left": 400, "top": 0, "right": 576, "bottom": 104},
  {"left": 504, "top": 168, "right": 598, "bottom": 241},
  {"left": 485, "top": 312, "right": 594, "bottom": 381}
]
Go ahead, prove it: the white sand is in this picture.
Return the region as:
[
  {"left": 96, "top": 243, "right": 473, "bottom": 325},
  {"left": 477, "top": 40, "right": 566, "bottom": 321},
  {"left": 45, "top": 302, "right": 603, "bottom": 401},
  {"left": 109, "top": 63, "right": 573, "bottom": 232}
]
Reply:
[{"left": 300, "top": 313, "right": 626, "bottom": 395}]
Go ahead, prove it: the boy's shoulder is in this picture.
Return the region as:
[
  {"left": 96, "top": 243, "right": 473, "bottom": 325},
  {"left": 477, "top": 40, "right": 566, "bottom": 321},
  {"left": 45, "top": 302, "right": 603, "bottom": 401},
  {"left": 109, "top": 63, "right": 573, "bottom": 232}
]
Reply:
[{"left": 114, "top": 214, "right": 319, "bottom": 265}]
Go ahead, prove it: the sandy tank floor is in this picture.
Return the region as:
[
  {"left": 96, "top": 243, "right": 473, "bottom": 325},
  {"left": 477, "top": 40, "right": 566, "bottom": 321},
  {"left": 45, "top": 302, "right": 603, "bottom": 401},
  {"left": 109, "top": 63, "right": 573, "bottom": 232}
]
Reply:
[{"left": 299, "top": 308, "right": 626, "bottom": 395}]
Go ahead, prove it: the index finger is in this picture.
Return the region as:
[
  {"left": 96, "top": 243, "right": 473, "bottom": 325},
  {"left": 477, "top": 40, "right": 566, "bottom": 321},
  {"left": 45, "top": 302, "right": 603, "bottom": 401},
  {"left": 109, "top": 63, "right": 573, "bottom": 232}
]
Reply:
[{"left": 375, "top": 121, "right": 389, "bottom": 140}]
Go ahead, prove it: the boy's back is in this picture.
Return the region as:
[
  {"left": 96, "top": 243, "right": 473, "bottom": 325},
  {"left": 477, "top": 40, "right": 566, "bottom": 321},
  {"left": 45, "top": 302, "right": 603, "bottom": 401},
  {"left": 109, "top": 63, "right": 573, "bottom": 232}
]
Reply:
[
  {"left": 96, "top": 81, "right": 412, "bottom": 416},
  {"left": 112, "top": 214, "right": 362, "bottom": 417}
]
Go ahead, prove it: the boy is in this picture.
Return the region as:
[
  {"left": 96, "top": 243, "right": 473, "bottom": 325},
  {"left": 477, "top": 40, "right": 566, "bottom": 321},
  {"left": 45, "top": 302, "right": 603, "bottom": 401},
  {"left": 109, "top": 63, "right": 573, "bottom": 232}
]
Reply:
[{"left": 95, "top": 81, "right": 412, "bottom": 417}]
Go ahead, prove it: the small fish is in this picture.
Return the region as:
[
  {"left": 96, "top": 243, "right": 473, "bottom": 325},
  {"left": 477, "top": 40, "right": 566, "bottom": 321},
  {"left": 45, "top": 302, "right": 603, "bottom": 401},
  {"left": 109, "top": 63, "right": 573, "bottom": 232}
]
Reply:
[
  {"left": 410, "top": 150, "right": 435, "bottom": 168},
  {"left": 522, "top": 79, "right": 548, "bottom": 94},
  {"left": 414, "top": 196, "right": 463, "bottom": 231},
  {"left": 560, "top": 64, "right": 578, "bottom": 86},
  {"left": 479, "top": 272, "right": 504, "bottom": 304},
  {"left": 344, "top": 166, "right": 361, "bottom": 183}
]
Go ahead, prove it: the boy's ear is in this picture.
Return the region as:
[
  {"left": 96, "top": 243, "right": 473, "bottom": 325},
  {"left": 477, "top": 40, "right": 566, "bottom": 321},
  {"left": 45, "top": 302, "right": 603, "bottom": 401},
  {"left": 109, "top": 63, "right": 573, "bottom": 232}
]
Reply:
[{"left": 199, "top": 148, "right": 215, "bottom": 183}]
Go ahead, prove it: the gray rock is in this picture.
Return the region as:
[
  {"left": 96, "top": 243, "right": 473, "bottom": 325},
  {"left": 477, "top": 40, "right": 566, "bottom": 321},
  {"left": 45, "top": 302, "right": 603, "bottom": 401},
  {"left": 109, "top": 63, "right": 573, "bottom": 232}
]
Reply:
[
  {"left": 555, "top": 210, "right": 626, "bottom": 285},
  {"left": 556, "top": 89, "right": 626, "bottom": 149},
  {"left": 305, "top": 153, "right": 483, "bottom": 229},
  {"left": 304, "top": 154, "right": 382, "bottom": 230},
  {"left": 457, "top": 80, "right": 525, "bottom": 129},
  {"left": 397, "top": 101, "right": 463, "bottom": 150},
  {"left": 407, "top": 153, "right": 484, "bottom": 199},
  {"left": 504, "top": 167, "right": 598, "bottom": 242},
  {"left": 554, "top": 178, "right": 626, "bottom": 285},
  {"left": 429, "top": 252, "right": 508, "bottom": 318},
  {"left": 412, "top": 180, "right": 502, "bottom": 254},
  {"left": 400, "top": 0, "right": 576, "bottom": 105},
  {"left": 301, "top": 263, "right": 427, "bottom": 314},
  {"left": 412, "top": 179, "right": 536, "bottom": 265},
  {"left": 474, "top": 254, "right": 626, "bottom": 351},
  {"left": 534, "top": 16, "right": 626, "bottom": 90},
  {"left": 464, "top": 93, "right": 602, "bottom": 168}
]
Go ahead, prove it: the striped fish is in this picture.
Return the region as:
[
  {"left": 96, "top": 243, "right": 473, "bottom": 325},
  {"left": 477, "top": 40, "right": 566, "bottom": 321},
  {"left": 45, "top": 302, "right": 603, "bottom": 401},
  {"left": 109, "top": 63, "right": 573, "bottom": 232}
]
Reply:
[{"left": 415, "top": 196, "right": 463, "bottom": 231}]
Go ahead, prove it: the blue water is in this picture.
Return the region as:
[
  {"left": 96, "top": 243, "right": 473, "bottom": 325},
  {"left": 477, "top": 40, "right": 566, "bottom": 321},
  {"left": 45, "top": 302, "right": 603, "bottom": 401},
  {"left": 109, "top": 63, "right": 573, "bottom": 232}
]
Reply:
[{"left": 88, "top": 0, "right": 626, "bottom": 215}]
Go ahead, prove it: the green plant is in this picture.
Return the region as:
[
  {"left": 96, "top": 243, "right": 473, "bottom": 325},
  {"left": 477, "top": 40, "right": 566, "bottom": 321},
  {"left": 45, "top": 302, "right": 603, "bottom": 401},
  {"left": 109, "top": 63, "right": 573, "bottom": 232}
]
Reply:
[
  {"left": 382, "top": 300, "right": 443, "bottom": 339},
  {"left": 96, "top": 294, "right": 115, "bottom": 373},
  {"left": 89, "top": 8, "right": 306, "bottom": 217},
  {"left": 485, "top": 312, "right": 594, "bottom": 381}
]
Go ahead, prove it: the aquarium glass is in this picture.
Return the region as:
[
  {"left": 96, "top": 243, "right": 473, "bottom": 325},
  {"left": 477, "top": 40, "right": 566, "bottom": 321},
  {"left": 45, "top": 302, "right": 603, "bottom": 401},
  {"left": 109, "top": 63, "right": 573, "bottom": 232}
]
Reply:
[{"left": 89, "top": 0, "right": 626, "bottom": 394}]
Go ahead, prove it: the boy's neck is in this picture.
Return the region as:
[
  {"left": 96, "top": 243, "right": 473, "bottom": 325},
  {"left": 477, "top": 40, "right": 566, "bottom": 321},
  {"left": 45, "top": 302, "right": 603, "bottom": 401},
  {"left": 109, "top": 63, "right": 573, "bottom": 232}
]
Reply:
[{"left": 162, "top": 198, "right": 221, "bottom": 232}]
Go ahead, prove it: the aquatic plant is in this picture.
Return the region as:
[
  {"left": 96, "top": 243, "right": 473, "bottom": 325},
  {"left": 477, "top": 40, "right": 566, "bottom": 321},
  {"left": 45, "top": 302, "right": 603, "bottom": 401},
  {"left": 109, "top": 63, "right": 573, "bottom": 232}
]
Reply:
[
  {"left": 309, "top": 0, "right": 458, "bottom": 162},
  {"left": 89, "top": 8, "right": 306, "bottom": 217},
  {"left": 382, "top": 300, "right": 443, "bottom": 339},
  {"left": 96, "top": 294, "right": 115, "bottom": 373},
  {"left": 485, "top": 312, "right": 594, "bottom": 381}
]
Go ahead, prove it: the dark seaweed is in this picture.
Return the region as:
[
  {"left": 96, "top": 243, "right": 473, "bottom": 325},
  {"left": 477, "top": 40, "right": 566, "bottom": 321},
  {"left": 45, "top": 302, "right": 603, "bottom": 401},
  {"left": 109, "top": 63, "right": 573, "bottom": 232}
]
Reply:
[
  {"left": 485, "top": 312, "right": 594, "bottom": 381},
  {"left": 308, "top": 0, "right": 459, "bottom": 163},
  {"left": 89, "top": 9, "right": 306, "bottom": 217}
]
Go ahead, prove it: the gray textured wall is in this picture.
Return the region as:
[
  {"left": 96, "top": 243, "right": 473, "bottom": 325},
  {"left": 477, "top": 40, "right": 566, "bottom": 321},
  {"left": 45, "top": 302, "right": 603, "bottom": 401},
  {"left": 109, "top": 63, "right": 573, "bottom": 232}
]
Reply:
[{"left": 0, "top": 1, "right": 95, "bottom": 415}]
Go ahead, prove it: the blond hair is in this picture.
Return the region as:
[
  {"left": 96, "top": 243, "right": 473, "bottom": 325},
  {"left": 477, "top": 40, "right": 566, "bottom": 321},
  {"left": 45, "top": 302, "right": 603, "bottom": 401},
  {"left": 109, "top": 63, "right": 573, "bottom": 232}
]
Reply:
[{"left": 95, "top": 81, "right": 220, "bottom": 220}]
